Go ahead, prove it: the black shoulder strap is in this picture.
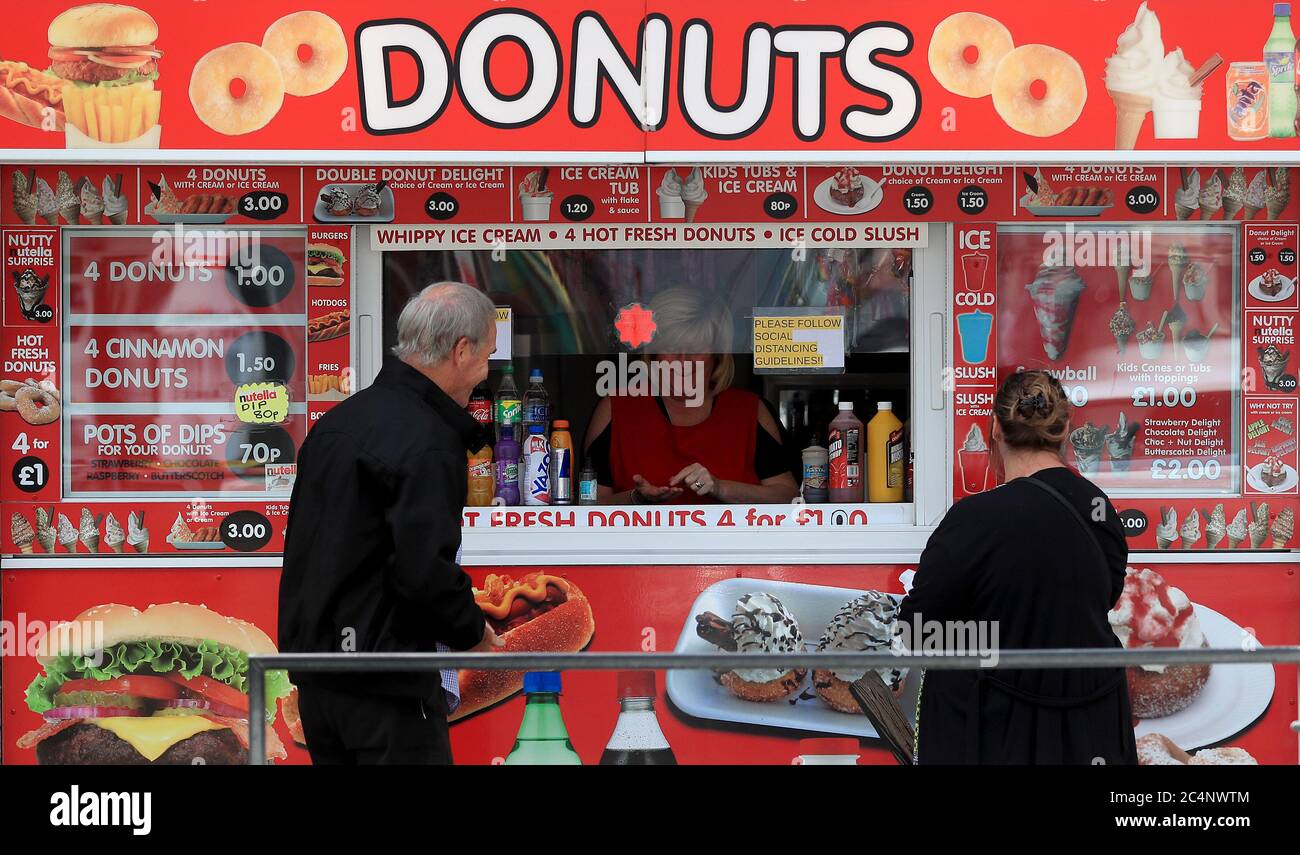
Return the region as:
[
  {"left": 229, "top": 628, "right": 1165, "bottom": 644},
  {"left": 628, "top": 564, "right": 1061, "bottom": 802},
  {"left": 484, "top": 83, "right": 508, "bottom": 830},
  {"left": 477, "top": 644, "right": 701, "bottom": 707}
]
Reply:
[{"left": 1019, "top": 475, "right": 1107, "bottom": 563}]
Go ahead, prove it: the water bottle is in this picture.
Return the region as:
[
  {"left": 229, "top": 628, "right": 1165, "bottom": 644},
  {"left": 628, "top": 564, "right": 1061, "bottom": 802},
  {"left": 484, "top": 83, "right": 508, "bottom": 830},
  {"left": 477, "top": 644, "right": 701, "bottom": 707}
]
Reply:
[
  {"left": 503, "top": 672, "right": 582, "bottom": 765},
  {"left": 578, "top": 458, "right": 599, "bottom": 505},
  {"left": 522, "top": 368, "right": 550, "bottom": 435}
]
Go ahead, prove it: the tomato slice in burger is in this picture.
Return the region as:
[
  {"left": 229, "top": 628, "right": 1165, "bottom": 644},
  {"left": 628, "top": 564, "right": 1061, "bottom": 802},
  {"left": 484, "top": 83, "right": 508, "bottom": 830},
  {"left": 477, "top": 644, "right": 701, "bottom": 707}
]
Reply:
[
  {"left": 56, "top": 675, "right": 183, "bottom": 701},
  {"left": 167, "top": 673, "right": 249, "bottom": 714}
]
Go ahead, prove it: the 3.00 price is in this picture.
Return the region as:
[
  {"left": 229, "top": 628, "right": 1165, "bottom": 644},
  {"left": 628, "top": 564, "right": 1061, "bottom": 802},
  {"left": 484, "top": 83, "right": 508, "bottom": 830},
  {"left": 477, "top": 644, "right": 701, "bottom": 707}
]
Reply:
[
  {"left": 226, "top": 521, "right": 268, "bottom": 540},
  {"left": 1132, "top": 386, "right": 1197, "bottom": 408},
  {"left": 1150, "top": 459, "right": 1222, "bottom": 480}
]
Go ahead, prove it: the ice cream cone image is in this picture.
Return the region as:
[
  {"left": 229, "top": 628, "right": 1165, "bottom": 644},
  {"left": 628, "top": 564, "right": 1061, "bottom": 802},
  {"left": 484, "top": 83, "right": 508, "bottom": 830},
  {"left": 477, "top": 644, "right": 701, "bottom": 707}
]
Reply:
[
  {"left": 1226, "top": 509, "right": 1248, "bottom": 551},
  {"left": 128, "top": 510, "right": 149, "bottom": 554},
  {"left": 59, "top": 203, "right": 81, "bottom": 224},
  {"left": 1222, "top": 199, "right": 1243, "bottom": 220},
  {"left": 108, "top": 210, "right": 127, "bottom": 226},
  {"left": 1114, "top": 263, "right": 1132, "bottom": 301},
  {"left": 78, "top": 508, "right": 102, "bottom": 553},
  {"left": 1266, "top": 199, "right": 1287, "bottom": 220},
  {"left": 1200, "top": 203, "right": 1221, "bottom": 220},
  {"left": 34, "top": 506, "right": 55, "bottom": 553},
  {"left": 1069, "top": 423, "right": 1106, "bottom": 475},
  {"left": 105, "top": 513, "right": 126, "bottom": 554},
  {"left": 1026, "top": 264, "right": 1087, "bottom": 361},
  {"left": 1227, "top": 533, "right": 1244, "bottom": 549},
  {"left": 1109, "top": 90, "right": 1151, "bottom": 150},
  {"left": 1109, "top": 302, "right": 1135, "bottom": 354},
  {"left": 14, "top": 198, "right": 36, "bottom": 225},
  {"left": 1248, "top": 502, "right": 1270, "bottom": 549},
  {"left": 1203, "top": 504, "right": 1227, "bottom": 549},
  {"left": 1272, "top": 507, "right": 1293, "bottom": 548},
  {"left": 40, "top": 211, "right": 58, "bottom": 225},
  {"left": 10, "top": 511, "right": 36, "bottom": 554},
  {"left": 1174, "top": 202, "right": 1196, "bottom": 220},
  {"left": 1155, "top": 533, "right": 1177, "bottom": 549},
  {"left": 56, "top": 513, "right": 78, "bottom": 553},
  {"left": 1244, "top": 204, "right": 1263, "bottom": 219},
  {"left": 1178, "top": 509, "right": 1200, "bottom": 549},
  {"left": 683, "top": 200, "right": 703, "bottom": 222}
]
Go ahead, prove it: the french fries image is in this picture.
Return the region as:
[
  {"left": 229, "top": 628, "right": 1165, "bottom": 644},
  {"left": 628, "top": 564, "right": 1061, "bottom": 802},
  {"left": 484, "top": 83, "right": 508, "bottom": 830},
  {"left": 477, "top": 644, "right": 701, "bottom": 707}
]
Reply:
[{"left": 62, "top": 83, "right": 160, "bottom": 144}]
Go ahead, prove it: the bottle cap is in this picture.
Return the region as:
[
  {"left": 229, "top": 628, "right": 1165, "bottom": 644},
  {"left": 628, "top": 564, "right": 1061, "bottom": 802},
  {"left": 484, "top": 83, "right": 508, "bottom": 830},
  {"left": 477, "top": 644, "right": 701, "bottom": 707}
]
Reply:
[
  {"left": 530, "top": 368, "right": 543, "bottom": 378},
  {"left": 528, "top": 424, "right": 546, "bottom": 434},
  {"left": 616, "top": 670, "right": 657, "bottom": 699},
  {"left": 553, "top": 419, "right": 570, "bottom": 429},
  {"left": 838, "top": 401, "right": 853, "bottom": 411},
  {"left": 797, "top": 737, "right": 860, "bottom": 756},
  {"left": 523, "top": 671, "right": 562, "bottom": 694},
  {"left": 878, "top": 401, "right": 892, "bottom": 411},
  {"left": 1277, "top": 3, "right": 1291, "bottom": 14},
  {"left": 502, "top": 364, "right": 514, "bottom": 373}
]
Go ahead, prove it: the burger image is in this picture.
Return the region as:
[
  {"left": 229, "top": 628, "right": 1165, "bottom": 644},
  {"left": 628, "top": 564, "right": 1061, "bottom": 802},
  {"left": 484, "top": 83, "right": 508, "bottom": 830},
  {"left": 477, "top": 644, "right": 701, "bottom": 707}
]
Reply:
[
  {"left": 18, "top": 603, "right": 294, "bottom": 764},
  {"left": 306, "top": 244, "right": 346, "bottom": 287},
  {"left": 47, "top": 4, "right": 161, "bottom": 90}
]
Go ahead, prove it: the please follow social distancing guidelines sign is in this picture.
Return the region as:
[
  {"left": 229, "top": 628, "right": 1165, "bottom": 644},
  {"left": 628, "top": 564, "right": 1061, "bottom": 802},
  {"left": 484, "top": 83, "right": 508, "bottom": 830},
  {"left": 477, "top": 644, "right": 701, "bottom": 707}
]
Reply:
[{"left": 752, "top": 309, "right": 845, "bottom": 373}]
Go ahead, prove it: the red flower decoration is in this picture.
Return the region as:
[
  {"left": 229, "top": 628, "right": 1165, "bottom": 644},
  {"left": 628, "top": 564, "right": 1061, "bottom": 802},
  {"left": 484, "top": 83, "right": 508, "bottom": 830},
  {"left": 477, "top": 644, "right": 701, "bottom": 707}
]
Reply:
[{"left": 614, "top": 303, "right": 657, "bottom": 348}]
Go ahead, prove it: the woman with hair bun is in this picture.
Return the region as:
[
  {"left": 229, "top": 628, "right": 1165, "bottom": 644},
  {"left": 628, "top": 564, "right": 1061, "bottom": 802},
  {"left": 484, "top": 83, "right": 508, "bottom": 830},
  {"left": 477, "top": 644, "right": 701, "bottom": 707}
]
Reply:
[
  {"left": 583, "top": 286, "right": 798, "bottom": 504},
  {"left": 899, "top": 370, "right": 1135, "bottom": 764}
]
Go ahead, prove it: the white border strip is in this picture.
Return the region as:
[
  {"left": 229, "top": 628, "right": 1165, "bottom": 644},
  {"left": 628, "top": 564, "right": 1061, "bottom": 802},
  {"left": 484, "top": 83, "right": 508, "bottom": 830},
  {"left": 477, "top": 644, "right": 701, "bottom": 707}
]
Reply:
[
  {"left": 68, "top": 314, "right": 305, "bottom": 326},
  {"left": 648, "top": 150, "right": 1300, "bottom": 165}
]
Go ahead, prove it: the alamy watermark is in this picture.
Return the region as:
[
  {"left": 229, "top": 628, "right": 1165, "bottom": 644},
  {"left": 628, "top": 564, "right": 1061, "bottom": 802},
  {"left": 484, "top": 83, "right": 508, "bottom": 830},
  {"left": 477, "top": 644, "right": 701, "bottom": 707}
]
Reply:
[
  {"left": 594, "top": 352, "right": 706, "bottom": 407},
  {"left": 1041, "top": 225, "right": 1152, "bottom": 277},
  {"left": 894, "top": 613, "right": 1001, "bottom": 667},
  {"left": 1, "top": 613, "right": 104, "bottom": 664},
  {"left": 150, "top": 224, "right": 262, "bottom": 269}
]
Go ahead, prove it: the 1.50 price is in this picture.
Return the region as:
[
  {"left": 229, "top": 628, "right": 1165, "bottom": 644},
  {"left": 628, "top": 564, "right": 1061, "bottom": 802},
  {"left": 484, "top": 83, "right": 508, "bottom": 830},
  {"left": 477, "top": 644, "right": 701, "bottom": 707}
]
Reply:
[
  {"left": 1132, "top": 386, "right": 1197, "bottom": 408},
  {"left": 1151, "top": 459, "right": 1222, "bottom": 480}
]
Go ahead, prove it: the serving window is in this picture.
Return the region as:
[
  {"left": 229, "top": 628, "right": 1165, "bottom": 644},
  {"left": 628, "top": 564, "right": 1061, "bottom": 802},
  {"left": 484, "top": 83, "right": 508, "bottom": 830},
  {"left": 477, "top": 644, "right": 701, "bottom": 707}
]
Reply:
[{"left": 362, "top": 224, "right": 951, "bottom": 551}]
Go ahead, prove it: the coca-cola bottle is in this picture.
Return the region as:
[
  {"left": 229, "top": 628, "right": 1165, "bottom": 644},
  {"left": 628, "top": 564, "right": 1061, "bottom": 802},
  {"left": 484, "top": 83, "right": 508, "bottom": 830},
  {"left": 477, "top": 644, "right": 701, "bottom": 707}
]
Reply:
[{"left": 599, "top": 671, "right": 677, "bottom": 765}]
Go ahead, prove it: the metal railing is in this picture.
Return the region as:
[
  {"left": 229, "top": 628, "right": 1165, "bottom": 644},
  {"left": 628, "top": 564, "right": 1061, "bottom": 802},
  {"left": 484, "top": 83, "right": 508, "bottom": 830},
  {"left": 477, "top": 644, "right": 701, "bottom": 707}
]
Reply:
[{"left": 247, "top": 645, "right": 1300, "bottom": 764}]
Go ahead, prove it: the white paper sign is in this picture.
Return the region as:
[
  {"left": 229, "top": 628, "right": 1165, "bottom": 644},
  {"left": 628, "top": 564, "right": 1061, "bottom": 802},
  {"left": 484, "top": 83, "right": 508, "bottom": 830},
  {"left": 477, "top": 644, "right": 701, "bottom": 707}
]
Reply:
[{"left": 490, "top": 306, "right": 512, "bottom": 361}]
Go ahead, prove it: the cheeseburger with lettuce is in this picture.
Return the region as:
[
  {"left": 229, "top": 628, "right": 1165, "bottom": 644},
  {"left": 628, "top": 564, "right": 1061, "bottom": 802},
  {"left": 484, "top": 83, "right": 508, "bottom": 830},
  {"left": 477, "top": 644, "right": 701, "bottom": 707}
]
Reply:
[{"left": 19, "top": 602, "right": 294, "bottom": 764}]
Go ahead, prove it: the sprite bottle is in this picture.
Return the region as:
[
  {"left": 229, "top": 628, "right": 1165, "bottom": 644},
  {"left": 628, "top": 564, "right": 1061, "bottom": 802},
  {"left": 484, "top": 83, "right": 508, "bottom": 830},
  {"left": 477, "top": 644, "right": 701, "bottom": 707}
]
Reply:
[
  {"left": 503, "top": 672, "right": 582, "bottom": 765},
  {"left": 1266, "top": 3, "right": 1297, "bottom": 137}
]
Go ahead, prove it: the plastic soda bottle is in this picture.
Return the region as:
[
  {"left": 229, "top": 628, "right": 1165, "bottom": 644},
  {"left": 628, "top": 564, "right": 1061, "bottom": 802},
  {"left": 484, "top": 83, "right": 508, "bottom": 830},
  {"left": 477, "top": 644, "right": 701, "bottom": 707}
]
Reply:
[
  {"left": 468, "top": 382, "right": 492, "bottom": 429},
  {"left": 801, "top": 433, "right": 829, "bottom": 503},
  {"left": 827, "top": 401, "right": 864, "bottom": 502},
  {"left": 523, "top": 424, "right": 551, "bottom": 505},
  {"left": 494, "top": 431, "right": 520, "bottom": 506},
  {"left": 599, "top": 671, "right": 677, "bottom": 765},
  {"left": 550, "top": 420, "right": 573, "bottom": 505},
  {"left": 1267, "top": 3, "right": 1297, "bottom": 137},
  {"left": 467, "top": 445, "right": 494, "bottom": 507},
  {"left": 578, "top": 458, "right": 599, "bottom": 505},
  {"left": 522, "top": 368, "right": 550, "bottom": 434},
  {"left": 503, "top": 672, "right": 582, "bottom": 765},
  {"left": 495, "top": 364, "right": 522, "bottom": 442},
  {"left": 867, "top": 402, "right": 905, "bottom": 502}
]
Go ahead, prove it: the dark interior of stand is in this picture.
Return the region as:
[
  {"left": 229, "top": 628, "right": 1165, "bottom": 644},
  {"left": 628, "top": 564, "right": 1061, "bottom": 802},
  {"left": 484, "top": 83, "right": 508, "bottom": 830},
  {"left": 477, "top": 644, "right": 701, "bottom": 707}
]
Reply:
[{"left": 382, "top": 248, "right": 912, "bottom": 486}]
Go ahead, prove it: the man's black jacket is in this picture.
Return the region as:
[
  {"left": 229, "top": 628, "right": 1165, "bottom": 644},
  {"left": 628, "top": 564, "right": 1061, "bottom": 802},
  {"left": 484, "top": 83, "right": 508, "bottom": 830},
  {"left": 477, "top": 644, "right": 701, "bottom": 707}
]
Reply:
[{"left": 279, "top": 356, "right": 487, "bottom": 699}]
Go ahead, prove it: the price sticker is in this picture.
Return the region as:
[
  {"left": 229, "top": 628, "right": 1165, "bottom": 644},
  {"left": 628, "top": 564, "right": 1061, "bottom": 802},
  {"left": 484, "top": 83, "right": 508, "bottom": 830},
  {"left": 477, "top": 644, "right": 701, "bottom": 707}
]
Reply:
[
  {"left": 957, "top": 186, "right": 988, "bottom": 215},
  {"left": 1125, "top": 185, "right": 1160, "bottom": 215},
  {"left": 903, "top": 186, "right": 933, "bottom": 216},
  {"left": 561, "top": 194, "right": 594, "bottom": 222},
  {"left": 764, "top": 192, "right": 798, "bottom": 219},
  {"left": 12, "top": 455, "right": 49, "bottom": 493},
  {"left": 425, "top": 191, "right": 460, "bottom": 221},
  {"left": 221, "top": 510, "right": 274, "bottom": 552},
  {"left": 235, "top": 382, "right": 290, "bottom": 424},
  {"left": 238, "top": 191, "right": 289, "bottom": 221}
]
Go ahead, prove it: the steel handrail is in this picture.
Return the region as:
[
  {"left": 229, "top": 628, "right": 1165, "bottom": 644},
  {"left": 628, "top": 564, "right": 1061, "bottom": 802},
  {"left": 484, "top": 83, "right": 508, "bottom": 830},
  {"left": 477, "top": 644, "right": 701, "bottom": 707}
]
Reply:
[{"left": 247, "top": 645, "right": 1300, "bottom": 764}]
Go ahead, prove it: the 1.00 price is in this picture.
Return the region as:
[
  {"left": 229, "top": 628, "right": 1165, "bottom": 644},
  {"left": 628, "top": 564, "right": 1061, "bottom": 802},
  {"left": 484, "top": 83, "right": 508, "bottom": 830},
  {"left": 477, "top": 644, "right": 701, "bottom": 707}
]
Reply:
[
  {"left": 1132, "top": 386, "right": 1197, "bottom": 408},
  {"left": 1151, "top": 459, "right": 1222, "bottom": 480}
]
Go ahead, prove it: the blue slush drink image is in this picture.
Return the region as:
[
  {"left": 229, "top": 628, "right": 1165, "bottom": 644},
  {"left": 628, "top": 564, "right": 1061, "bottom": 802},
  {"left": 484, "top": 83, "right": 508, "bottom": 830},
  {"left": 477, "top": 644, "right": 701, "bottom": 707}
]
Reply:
[{"left": 957, "top": 310, "right": 993, "bottom": 363}]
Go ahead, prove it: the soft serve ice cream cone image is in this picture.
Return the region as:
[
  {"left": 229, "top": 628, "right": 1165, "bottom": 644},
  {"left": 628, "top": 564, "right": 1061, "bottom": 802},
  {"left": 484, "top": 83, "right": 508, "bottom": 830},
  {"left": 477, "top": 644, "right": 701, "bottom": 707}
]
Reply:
[
  {"left": 959, "top": 423, "right": 991, "bottom": 494},
  {"left": 656, "top": 166, "right": 707, "bottom": 220},
  {"left": 1105, "top": 3, "right": 1208, "bottom": 148}
]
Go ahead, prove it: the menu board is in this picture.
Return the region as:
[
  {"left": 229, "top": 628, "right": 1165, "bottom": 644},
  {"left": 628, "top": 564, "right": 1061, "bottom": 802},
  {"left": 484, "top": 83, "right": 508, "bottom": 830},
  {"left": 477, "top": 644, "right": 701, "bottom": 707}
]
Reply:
[
  {"left": 62, "top": 230, "right": 307, "bottom": 497},
  {"left": 997, "top": 225, "right": 1239, "bottom": 496}
]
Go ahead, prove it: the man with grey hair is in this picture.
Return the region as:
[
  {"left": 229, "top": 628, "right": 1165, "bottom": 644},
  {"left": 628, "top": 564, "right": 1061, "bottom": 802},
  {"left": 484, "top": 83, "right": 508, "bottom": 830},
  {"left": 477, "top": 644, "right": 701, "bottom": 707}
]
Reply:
[{"left": 280, "top": 282, "right": 503, "bottom": 765}]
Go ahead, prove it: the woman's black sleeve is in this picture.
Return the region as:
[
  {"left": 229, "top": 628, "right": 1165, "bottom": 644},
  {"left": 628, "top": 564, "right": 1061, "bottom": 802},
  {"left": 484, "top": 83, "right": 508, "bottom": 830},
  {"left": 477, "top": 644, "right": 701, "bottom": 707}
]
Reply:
[
  {"left": 586, "top": 425, "right": 615, "bottom": 487},
  {"left": 754, "top": 397, "right": 794, "bottom": 480}
]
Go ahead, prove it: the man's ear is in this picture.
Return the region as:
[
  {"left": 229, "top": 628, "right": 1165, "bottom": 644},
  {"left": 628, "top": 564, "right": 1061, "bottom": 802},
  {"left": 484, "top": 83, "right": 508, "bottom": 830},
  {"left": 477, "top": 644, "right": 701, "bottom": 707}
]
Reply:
[{"left": 990, "top": 419, "right": 1002, "bottom": 443}]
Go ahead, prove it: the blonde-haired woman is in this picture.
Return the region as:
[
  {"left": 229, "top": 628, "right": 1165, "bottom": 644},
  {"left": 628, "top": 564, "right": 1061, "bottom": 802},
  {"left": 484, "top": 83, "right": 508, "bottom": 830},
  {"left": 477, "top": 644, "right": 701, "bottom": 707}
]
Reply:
[{"left": 584, "top": 287, "right": 798, "bottom": 504}]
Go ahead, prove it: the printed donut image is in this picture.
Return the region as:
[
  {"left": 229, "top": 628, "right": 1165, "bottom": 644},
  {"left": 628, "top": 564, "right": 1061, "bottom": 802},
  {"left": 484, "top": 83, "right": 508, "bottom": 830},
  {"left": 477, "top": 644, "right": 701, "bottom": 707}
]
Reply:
[
  {"left": 991, "top": 44, "right": 1087, "bottom": 137},
  {"left": 189, "top": 42, "right": 285, "bottom": 135},
  {"left": 262, "top": 11, "right": 348, "bottom": 96},
  {"left": 15, "top": 384, "right": 59, "bottom": 425},
  {"left": 928, "top": 12, "right": 1014, "bottom": 98},
  {"left": 0, "top": 392, "right": 15, "bottom": 412}
]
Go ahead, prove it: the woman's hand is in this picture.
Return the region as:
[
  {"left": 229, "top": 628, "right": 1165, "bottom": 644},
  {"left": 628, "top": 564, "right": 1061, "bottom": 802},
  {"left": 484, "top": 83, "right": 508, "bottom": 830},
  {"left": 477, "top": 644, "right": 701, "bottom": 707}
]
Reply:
[
  {"left": 632, "top": 474, "right": 683, "bottom": 503},
  {"left": 669, "top": 463, "right": 719, "bottom": 499}
]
